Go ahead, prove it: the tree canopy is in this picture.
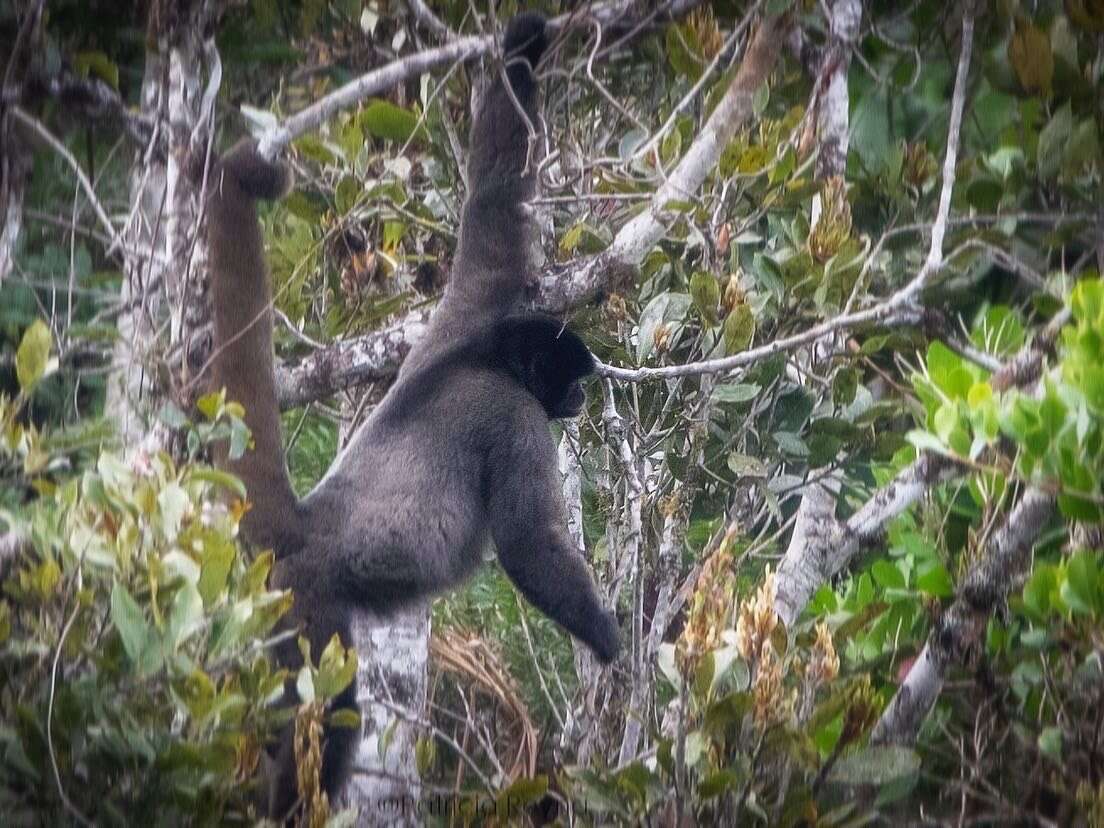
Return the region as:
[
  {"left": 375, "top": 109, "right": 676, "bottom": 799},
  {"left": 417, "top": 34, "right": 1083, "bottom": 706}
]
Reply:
[{"left": 1, "top": 0, "right": 1103, "bottom": 824}]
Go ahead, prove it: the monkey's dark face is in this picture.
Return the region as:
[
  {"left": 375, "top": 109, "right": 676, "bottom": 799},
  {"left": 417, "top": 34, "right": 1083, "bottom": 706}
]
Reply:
[
  {"left": 525, "top": 350, "right": 590, "bottom": 420},
  {"left": 550, "top": 379, "right": 586, "bottom": 419}
]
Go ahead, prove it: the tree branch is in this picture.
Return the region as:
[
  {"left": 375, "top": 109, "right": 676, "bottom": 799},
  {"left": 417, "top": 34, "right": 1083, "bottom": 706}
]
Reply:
[
  {"left": 9, "top": 105, "right": 124, "bottom": 255},
  {"left": 273, "top": 6, "right": 785, "bottom": 407},
  {"left": 773, "top": 453, "right": 963, "bottom": 628},
  {"left": 256, "top": 0, "right": 709, "bottom": 159},
  {"left": 870, "top": 486, "right": 1054, "bottom": 745}
]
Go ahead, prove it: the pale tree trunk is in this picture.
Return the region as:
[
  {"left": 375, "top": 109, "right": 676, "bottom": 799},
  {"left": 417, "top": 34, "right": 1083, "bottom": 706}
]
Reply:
[
  {"left": 556, "top": 417, "right": 617, "bottom": 766},
  {"left": 337, "top": 401, "right": 429, "bottom": 824},
  {"left": 772, "top": 0, "right": 862, "bottom": 627},
  {"left": 106, "top": 0, "right": 216, "bottom": 446},
  {"left": 1, "top": 2, "right": 41, "bottom": 285},
  {"left": 0, "top": 119, "right": 31, "bottom": 284},
  {"left": 344, "top": 607, "right": 429, "bottom": 823}
]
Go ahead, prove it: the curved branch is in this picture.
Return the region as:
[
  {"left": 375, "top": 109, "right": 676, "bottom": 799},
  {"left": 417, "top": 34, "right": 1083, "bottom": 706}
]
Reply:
[
  {"left": 273, "top": 10, "right": 786, "bottom": 406},
  {"left": 870, "top": 486, "right": 1054, "bottom": 745},
  {"left": 257, "top": 0, "right": 708, "bottom": 159}
]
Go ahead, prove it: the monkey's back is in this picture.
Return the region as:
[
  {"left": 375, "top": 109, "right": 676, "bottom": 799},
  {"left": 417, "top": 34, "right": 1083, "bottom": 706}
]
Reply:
[{"left": 297, "top": 351, "right": 542, "bottom": 610}]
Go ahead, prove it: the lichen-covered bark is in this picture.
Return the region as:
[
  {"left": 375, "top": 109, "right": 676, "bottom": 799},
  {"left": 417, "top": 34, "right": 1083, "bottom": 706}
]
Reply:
[
  {"left": 774, "top": 454, "right": 961, "bottom": 628},
  {"left": 871, "top": 487, "right": 1054, "bottom": 745},
  {"left": 106, "top": 2, "right": 216, "bottom": 443},
  {"left": 344, "top": 607, "right": 430, "bottom": 823}
]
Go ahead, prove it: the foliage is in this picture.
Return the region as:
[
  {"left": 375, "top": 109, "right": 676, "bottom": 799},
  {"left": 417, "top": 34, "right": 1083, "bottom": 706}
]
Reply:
[
  {"left": 0, "top": 326, "right": 357, "bottom": 823},
  {"left": 3, "top": 0, "right": 1104, "bottom": 824}
]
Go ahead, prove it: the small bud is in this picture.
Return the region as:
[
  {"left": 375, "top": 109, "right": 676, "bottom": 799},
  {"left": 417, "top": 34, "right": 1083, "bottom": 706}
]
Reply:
[
  {"left": 722, "top": 273, "right": 744, "bottom": 314},
  {"left": 653, "top": 323, "right": 672, "bottom": 355},
  {"left": 807, "top": 176, "right": 852, "bottom": 263}
]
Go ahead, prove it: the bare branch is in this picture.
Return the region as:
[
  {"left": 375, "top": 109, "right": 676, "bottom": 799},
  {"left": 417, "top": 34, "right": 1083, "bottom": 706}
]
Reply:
[
  {"left": 256, "top": 0, "right": 709, "bottom": 159},
  {"left": 9, "top": 106, "right": 124, "bottom": 255},
  {"left": 275, "top": 310, "right": 431, "bottom": 409}
]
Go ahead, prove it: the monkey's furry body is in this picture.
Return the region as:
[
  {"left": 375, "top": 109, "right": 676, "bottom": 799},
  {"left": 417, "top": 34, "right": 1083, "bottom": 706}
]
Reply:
[{"left": 204, "top": 12, "right": 619, "bottom": 818}]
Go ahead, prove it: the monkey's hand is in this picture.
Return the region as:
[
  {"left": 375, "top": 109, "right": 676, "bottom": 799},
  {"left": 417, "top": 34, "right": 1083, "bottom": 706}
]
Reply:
[
  {"left": 217, "top": 140, "right": 293, "bottom": 202},
  {"left": 588, "top": 608, "right": 621, "bottom": 665}
]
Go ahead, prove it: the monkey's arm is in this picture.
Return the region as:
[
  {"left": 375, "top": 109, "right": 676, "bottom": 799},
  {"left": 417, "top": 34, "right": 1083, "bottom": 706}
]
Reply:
[
  {"left": 205, "top": 142, "right": 304, "bottom": 554},
  {"left": 488, "top": 426, "right": 620, "bottom": 663},
  {"left": 441, "top": 13, "right": 549, "bottom": 322}
]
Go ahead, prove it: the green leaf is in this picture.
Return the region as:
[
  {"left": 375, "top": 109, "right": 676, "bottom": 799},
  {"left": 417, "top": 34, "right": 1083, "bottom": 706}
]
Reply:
[
  {"left": 415, "top": 736, "right": 436, "bottom": 775},
  {"left": 871, "top": 559, "right": 906, "bottom": 590},
  {"left": 727, "top": 452, "right": 767, "bottom": 478},
  {"left": 1008, "top": 16, "right": 1054, "bottom": 96},
  {"left": 159, "top": 402, "right": 188, "bottom": 430},
  {"left": 723, "top": 303, "right": 755, "bottom": 354},
  {"left": 916, "top": 562, "right": 953, "bottom": 598},
  {"left": 316, "top": 634, "right": 357, "bottom": 698},
  {"left": 1037, "top": 726, "right": 1062, "bottom": 760},
  {"left": 774, "top": 431, "right": 808, "bottom": 457},
  {"left": 166, "top": 581, "right": 204, "bottom": 650},
  {"left": 360, "top": 100, "right": 420, "bottom": 143},
  {"left": 293, "top": 135, "right": 339, "bottom": 165},
  {"left": 196, "top": 391, "right": 223, "bottom": 420},
  {"left": 832, "top": 368, "right": 858, "bottom": 406},
  {"left": 74, "top": 50, "right": 120, "bottom": 89},
  {"left": 665, "top": 23, "right": 702, "bottom": 80},
  {"left": 636, "top": 293, "right": 691, "bottom": 362},
  {"left": 187, "top": 468, "right": 247, "bottom": 499},
  {"left": 657, "top": 643, "right": 681, "bottom": 690},
  {"left": 158, "top": 483, "right": 189, "bottom": 541},
  {"left": 699, "top": 769, "right": 742, "bottom": 800},
  {"left": 689, "top": 271, "right": 721, "bottom": 326},
  {"left": 198, "top": 535, "right": 235, "bottom": 606},
  {"left": 1023, "top": 563, "right": 1059, "bottom": 619},
  {"left": 329, "top": 708, "right": 362, "bottom": 729},
  {"left": 497, "top": 775, "right": 548, "bottom": 812},
  {"left": 335, "top": 175, "right": 360, "bottom": 214},
  {"left": 16, "top": 320, "right": 53, "bottom": 393},
  {"left": 110, "top": 580, "right": 161, "bottom": 674},
  {"left": 712, "top": 383, "right": 760, "bottom": 404},
  {"left": 828, "top": 745, "right": 921, "bottom": 786},
  {"left": 1037, "top": 104, "right": 1072, "bottom": 180},
  {"left": 1061, "top": 552, "right": 1101, "bottom": 616}
]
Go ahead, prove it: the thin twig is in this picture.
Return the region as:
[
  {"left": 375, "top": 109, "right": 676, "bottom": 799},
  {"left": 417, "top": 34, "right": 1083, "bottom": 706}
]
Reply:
[{"left": 10, "top": 106, "right": 123, "bottom": 254}]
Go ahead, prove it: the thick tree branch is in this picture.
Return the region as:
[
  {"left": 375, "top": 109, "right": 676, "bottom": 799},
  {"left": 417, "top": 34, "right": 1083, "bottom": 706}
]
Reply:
[
  {"left": 274, "top": 8, "right": 784, "bottom": 407},
  {"left": 773, "top": 453, "right": 963, "bottom": 628},
  {"left": 275, "top": 310, "right": 431, "bottom": 409},
  {"left": 870, "top": 486, "right": 1054, "bottom": 745}
]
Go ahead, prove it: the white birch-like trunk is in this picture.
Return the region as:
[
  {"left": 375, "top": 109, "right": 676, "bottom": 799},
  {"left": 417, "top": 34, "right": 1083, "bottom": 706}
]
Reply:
[
  {"left": 337, "top": 402, "right": 429, "bottom": 823},
  {"left": 343, "top": 607, "right": 430, "bottom": 824},
  {"left": 0, "top": 121, "right": 31, "bottom": 285},
  {"left": 106, "top": 10, "right": 214, "bottom": 446}
]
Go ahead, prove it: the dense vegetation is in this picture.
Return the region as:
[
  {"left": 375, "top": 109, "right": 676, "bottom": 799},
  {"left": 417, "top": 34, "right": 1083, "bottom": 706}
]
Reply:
[{"left": 1, "top": 0, "right": 1102, "bottom": 824}]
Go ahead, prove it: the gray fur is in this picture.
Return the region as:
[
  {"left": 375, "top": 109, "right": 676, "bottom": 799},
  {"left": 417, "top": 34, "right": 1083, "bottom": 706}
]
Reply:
[{"left": 206, "top": 13, "right": 619, "bottom": 820}]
